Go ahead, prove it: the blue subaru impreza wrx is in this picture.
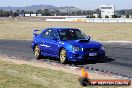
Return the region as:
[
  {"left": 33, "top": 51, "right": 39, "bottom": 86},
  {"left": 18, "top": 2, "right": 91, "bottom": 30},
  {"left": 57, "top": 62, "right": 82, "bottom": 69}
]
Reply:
[{"left": 31, "top": 28, "right": 105, "bottom": 63}]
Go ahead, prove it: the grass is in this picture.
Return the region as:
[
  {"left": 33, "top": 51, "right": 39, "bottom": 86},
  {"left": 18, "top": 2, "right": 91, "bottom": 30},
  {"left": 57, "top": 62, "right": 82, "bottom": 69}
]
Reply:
[
  {"left": 0, "top": 59, "right": 82, "bottom": 88},
  {"left": 0, "top": 59, "right": 131, "bottom": 88},
  {"left": 0, "top": 19, "right": 132, "bottom": 41}
]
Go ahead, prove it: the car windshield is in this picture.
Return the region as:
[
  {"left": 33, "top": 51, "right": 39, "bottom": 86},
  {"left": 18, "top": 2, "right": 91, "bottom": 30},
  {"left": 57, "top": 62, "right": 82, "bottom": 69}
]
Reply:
[{"left": 58, "top": 29, "right": 88, "bottom": 41}]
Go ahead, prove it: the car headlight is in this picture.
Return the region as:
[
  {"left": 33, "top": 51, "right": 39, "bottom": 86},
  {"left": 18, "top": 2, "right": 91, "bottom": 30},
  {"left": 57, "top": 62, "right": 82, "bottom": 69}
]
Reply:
[
  {"left": 100, "top": 46, "right": 105, "bottom": 50},
  {"left": 72, "top": 46, "right": 81, "bottom": 52}
]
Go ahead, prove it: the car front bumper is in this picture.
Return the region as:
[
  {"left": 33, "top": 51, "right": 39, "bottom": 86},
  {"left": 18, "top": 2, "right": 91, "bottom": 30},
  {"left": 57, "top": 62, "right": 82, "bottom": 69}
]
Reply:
[{"left": 67, "top": 50, "right": 105, "bottom": 62}]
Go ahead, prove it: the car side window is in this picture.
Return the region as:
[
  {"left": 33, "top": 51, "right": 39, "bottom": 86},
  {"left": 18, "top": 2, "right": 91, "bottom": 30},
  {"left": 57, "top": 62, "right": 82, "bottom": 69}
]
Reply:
[
  {"left": 41, "top": 29, "right": 59, "bottom": 39},
  {"left": 50, "top": 30, "right": 59, "bottom": 39},
  {"left": 41, "top": 29, "right": 51, "bottom": 38}
]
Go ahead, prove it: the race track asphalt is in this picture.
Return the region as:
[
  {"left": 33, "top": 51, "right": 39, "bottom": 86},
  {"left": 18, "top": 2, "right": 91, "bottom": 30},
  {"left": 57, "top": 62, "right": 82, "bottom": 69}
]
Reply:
[{"left": 0, "top": 39, "right": 132, "bottom": 78}]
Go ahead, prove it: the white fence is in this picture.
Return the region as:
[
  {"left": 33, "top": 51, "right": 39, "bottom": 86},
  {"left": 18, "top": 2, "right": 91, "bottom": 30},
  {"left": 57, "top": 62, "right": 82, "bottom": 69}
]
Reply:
[
  {"left": 31, "top": 14, "right": 37, "bottom": 16},
  {"left": 25, "top": 14, "right": 30, "bottom": 17},
  {"left": 87, "top": 18, "right": 132, "bottom": 23},
  {"left": 46, "top": 18, "right": 132, "bottom": 23}
]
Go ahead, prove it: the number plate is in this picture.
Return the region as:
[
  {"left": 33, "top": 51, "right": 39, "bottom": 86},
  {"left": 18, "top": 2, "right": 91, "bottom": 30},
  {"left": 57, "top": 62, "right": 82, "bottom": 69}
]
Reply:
[{"left": 89, "top": 53, "right": 97, "bottom": 56}]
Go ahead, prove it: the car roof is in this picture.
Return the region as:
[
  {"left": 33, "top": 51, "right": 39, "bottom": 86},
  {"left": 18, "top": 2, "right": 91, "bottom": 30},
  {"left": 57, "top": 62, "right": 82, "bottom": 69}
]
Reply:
[{"left": 46, "top": 28, "right": 79, "bottom": 30}]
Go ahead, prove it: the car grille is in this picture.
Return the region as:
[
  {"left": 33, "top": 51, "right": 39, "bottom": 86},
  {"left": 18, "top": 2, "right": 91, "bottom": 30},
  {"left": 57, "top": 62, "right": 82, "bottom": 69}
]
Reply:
[{"left": 83, "top": 48, "right": 99, "bottom": 52}]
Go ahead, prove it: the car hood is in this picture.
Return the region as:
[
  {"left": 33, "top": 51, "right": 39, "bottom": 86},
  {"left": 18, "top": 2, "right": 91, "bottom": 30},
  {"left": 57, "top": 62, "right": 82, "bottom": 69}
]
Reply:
[{"left": 65, "top": 40, "right": 102, "bottom": 48}]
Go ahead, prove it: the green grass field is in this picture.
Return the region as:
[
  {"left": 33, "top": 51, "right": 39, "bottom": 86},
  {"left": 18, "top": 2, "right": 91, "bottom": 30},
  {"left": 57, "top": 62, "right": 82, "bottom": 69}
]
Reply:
[
  {"left": 0, "top": 19, "right": 132, "bottom": 41},
  {"left": 0, "top": 59, "right": 82, "bottom": 88},
  {"left": 1, "top": 59, "right": 130, "bottom": 88}
]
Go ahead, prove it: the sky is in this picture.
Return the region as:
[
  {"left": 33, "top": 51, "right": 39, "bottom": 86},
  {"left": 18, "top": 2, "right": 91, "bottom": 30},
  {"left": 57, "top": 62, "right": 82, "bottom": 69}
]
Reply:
[{"left": 0, "top": 0, "right": 132, "bottom": 10}]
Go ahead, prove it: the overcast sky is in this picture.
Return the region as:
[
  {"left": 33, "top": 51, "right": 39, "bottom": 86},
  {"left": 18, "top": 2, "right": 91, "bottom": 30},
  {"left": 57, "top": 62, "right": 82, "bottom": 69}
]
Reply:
[{"left": 0, "top": 0, "right": 132, "bottom": 10}]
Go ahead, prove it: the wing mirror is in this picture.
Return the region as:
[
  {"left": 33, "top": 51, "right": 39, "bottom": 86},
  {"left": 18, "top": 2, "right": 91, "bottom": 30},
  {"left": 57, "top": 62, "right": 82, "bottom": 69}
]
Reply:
[
  {"left": 87, "top": 36, "right": 91, "bottom": 41},
  {"left": 33, "top": 30, "right": 40, "bottom": 36}
]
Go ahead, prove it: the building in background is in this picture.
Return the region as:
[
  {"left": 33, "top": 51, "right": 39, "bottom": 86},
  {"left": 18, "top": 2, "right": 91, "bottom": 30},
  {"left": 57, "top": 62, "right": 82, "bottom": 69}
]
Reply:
[{"left": 100, "top": 5, "right": 115, "bottom": 18}]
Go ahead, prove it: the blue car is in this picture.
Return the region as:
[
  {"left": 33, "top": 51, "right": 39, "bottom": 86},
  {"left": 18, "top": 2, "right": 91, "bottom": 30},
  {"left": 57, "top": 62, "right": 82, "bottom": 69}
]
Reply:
[{"left": 31, "top": 28, "right": 105, "bottom": 63}]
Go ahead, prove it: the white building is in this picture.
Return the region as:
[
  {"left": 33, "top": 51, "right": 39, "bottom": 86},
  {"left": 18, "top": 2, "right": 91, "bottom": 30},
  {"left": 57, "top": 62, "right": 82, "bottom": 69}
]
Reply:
[{"left": 100, "top": 5, "right": 115, "bottom": 18}]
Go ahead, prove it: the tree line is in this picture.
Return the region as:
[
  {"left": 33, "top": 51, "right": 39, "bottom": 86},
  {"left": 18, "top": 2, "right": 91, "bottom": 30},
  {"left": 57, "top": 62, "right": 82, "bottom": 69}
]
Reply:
[
  {"left": 0, "top": 9, "right": 97, "bottom": 17},
  {"left": 0, "top": 9, "right": 132, "bottom": 18},
  {"left": 0, "top": 10, "right": 19, "bottom": 17}
]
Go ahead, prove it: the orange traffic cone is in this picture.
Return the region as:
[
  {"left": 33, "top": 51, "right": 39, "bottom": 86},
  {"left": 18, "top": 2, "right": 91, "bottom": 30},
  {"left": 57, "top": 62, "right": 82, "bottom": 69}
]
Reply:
[
  {"left": 81, "top": 67, "right": 89, "bottom": 78},
  {"left": 79, "top": 67, "right": 91, "bottom": 86}
]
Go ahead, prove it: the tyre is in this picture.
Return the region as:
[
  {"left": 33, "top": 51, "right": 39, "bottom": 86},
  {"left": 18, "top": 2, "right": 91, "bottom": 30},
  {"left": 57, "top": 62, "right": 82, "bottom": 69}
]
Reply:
[
  {"left": 59, "top": 49, "right": 67, "bottom": 64},
  {"left": 34, "top": 45, "right": 42, "bottom": 60}
]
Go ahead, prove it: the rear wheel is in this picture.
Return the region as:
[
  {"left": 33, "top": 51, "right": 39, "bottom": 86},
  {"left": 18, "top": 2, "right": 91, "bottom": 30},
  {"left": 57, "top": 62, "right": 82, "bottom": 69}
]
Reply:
[
  {"left": 60, "top": 49, "right": 67, "bottom": 64},
  {"left": 34, "top": 45, "right": 42, "bottom": 59}
]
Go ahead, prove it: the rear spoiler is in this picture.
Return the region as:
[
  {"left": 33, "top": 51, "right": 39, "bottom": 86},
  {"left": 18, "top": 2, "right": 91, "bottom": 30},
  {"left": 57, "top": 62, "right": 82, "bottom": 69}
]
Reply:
[{"left": 33, "top": 30, "right": 40, "bottom": 36}]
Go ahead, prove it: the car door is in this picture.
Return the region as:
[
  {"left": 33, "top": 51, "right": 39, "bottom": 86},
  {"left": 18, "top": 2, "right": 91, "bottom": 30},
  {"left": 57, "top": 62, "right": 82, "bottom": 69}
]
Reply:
[
  {"left": 46, "top": 29, "right": 60, "bottom": 56},
  {"left": 40, "top": 29, "right": 59, "bottom": 57},
  {"left": 39, "top": 29, "right": 51, "bottom": 55}
]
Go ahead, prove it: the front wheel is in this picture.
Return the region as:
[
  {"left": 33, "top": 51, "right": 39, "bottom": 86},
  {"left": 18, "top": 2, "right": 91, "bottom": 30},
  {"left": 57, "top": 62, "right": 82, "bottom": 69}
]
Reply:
[
  {"left": 34, "top": 45, "right": 42, "bottom": 60},
  {"left": 59, "top": 49, "right": 67, "bottom": 64}
]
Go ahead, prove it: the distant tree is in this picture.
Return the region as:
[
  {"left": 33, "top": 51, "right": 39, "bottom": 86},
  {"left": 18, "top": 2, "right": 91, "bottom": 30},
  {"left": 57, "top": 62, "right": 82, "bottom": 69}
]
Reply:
[
  {"left": 9, "top": 10, "right": 14, "bottom": 17},
  {"left": 55, "top": 10, "right": 60, "bottom": 16},
  {"left": 66, "top": 10, "right": 71, "bottom": 16},
  {"left": 36, "top": 9, "right": 42, "bottom": 14},
  {"left": 60, "top": 12, "right": 67, "bottom": 16},
  {"left": 119, "top": 10, "right": 126, "bottom": 15},
  {"left": 112, "top": 15, "right": 118, "bottom": 18},
  {"left": 16, "top": 10, "right": 20, "bottom": 14},
  {"left": 85, "top": 10, "right": 93, "bottom": 15},
  {"left": 71, "top": 11, "right": 75, "bottom": 16},
  {"left": 0, "top": 10, "right": 4, "bottom": 17},
  {"left": 13, "top": 12, "right": 19, "bottom": 17},
  {"left": 66, "top": 10, "right": 69, "bottom": 16},
  {"left": 126, "top": 14, "right": 129, "bottom": 18},
  {"left": 105, "top": 15, "right": 109, "bottom": 18},
  {"left": 20, "top": 10, "right": 25, "bottom": 14},
  {"left": 77, "top": 10, "right": 82, "bottom": 15},
  {"left": 82, "top": 10, "right": 86, "bottom": 15},
  {"left": 4, "top": 11, "right": 10, "bottom": 17},
  {"left": 95, "top": 8, "right": 101, "bottom": 18},
  {"left": 86, "top": 15, "right": 94, "bottom": 18},
  {"left": 93, "top": 15, "right": 96, "bottom": 18},
  {"left": 42, "top": 9, "right": 51, "bottom": 16},
  {"left": 130, "top": 11, "right": 132, "bottom": 15},
  {"left": 24, "top": 11, "right": 30, "bottom": 14},
  {"left": 50, "top": 11, "right": 55, "bottom": 16},
  {"left": 29, "top": 11, "right": 33, "bottom": 14},
  {"left": 0, "top": 11, "right": 9, "bottom": 17}
]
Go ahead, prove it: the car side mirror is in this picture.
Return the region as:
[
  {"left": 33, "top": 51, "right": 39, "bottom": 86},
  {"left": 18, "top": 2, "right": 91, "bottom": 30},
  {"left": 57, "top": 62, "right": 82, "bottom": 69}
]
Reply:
[
  {"left": 87, "top": 36, "right": 91, "bottom": 41},
  {"left": 33, "top": 30, "right": 40, "bottom": 36},
  {"left": 33, "top": 32, "right": 38, "bottom": 36}
]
